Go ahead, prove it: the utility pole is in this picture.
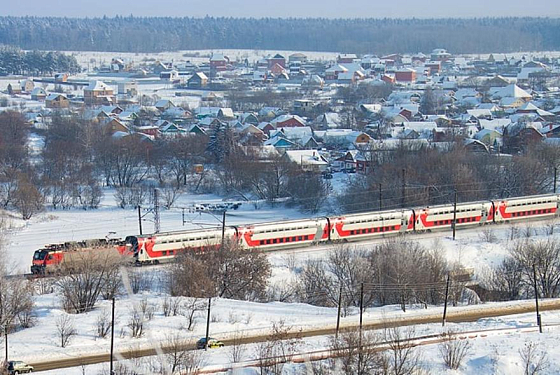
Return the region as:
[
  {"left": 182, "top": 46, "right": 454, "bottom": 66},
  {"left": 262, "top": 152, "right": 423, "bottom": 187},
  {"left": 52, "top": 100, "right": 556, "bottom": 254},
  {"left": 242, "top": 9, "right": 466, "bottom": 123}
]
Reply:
[
  {"left": 205, "top": 297, "right": 212, "bottom": 351},
  {"left": 137, "top": 206, "right": 143, "bottom": 235},
  {"left": 452, "top": 190, "right": 458, "bottom": 240},
  {"left": 4, "top": 326, "right": 7, "bottom": 363},
  {"left": 533, "top": 264, "right": 543, "bottom": 333},
  {"left": 401, "top": 169, "right": 406, "bottom": 209},
  {"left": 153, "top": 189, "right": 160, "bottom": 233},
  {"left": 554, "top": 167, "right": 558, "bottom": 194},
  {"left": 442, "top": 273, "right": 450, "bottom": 326},
  {"left": 359, "top": 283, "right": 364, "bottom": 335},
  {"left": 110, "top": 298, "right": 115, "bottom": 375},
  {"left": 378, "top": 183, "right": 382, "bottom": 211},
  {"left": 336, "top": 284, "right": 343, "bottom": 339},
  {"left": 182, "top": 208, "right": 185, "bottom": 226},
  {"left": 221, "top": 210, "right": 226, "bottom": 246}
]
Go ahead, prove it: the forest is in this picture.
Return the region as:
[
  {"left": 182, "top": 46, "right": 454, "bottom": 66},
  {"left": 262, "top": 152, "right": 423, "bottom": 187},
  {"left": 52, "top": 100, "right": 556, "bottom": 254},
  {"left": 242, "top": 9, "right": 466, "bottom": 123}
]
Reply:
[
  {"left": 0, "top": 45, "right": 81, "bottom": 75},
  {"left": 0, "top": 16, "right": 559, "bottom": 54}
]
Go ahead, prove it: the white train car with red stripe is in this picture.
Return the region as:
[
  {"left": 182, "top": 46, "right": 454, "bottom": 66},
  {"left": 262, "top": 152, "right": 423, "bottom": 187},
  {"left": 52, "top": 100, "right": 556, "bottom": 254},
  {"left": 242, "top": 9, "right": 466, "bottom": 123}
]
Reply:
[{"left": 31, "top": 194, "right": 560, "bottom": 272}]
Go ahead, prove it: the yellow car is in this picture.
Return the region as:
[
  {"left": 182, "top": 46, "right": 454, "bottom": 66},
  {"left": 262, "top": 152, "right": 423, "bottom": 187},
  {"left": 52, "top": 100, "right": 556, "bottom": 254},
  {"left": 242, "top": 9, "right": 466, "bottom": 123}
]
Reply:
[{"left": 196, "top": 337, "right": 224, "bottom": 349}]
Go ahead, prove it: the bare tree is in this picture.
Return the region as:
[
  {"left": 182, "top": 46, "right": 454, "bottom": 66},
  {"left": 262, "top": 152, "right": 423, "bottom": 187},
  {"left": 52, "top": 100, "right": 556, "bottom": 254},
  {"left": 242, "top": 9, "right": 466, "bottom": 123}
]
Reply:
[
  {"left": 96, "top": 308, "right": 111, "bottom": 339},
  {"left": 229, "top": 330, "right": 247, "bottom": 363},
  {"left": 328, "top": 329, "right": 386, "bottom": 375},
  {"left": 510, "top": 239, "right": 560, "bottom": 298},
  {"left": 56, "top": 314, "right": 77, "bottom": 347},
  {"left": 255, "top": 320, "right": 302, "bottom": 375},
  {"left": 58, "top": 249, "right": 124, "bottom": 313},
  {"left": 160, "top": 183, "right": 184, "bottom": 209},
  {"left": 162, "top": 296, "right": 183, "bottom": 317},
  {"left": 128, "top": 307, "right": 144, "bottom": 338},
  {"left": 181, "top": 298, "right": 207, "bottom": 331},
  {"left": 160, "top": 333, "right": 203, "bottom": 375},
  {"left": 439, "top": 330, "right": 471, "bottom": 370},
  {"left": 383, "top": 326, "right": 421, "bottom": 375},
  {"left": 519, "top": 341, "right": 549, "bottom": 375}
]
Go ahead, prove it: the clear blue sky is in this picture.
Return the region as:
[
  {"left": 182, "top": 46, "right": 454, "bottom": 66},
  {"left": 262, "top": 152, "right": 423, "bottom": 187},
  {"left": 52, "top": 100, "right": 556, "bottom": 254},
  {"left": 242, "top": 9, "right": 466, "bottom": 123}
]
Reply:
[{"left": 3, "top": 0, "right": 557, "bottom": 18}]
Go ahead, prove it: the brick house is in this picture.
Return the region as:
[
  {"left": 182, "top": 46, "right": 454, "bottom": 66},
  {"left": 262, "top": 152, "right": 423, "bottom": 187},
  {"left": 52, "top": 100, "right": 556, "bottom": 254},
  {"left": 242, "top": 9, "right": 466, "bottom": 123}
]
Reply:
[{"left": 395, "top": 68, "right": 416, "bottom": 83}]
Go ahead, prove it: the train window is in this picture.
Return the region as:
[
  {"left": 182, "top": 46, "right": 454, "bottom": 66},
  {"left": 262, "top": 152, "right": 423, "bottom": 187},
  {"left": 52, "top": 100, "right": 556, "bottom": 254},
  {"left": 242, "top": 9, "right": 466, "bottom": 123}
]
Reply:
[
  {"left": 162, "top": 251, "right": 167, "bottom": 256},
  {"left": 298, "top": 236, "right": 303, "bottom": 241}
]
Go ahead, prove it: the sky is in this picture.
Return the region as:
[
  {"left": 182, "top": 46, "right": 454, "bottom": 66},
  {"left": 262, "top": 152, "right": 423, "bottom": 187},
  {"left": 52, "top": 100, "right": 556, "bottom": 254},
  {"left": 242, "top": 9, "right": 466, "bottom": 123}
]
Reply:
[{"left": 3, "top": 0, "right": 558, "bottom": 18}]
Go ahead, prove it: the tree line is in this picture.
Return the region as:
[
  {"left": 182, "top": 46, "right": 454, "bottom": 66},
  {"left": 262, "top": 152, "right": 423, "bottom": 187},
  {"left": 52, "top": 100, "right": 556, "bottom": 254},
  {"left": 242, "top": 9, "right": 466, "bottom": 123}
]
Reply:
[
  {"left": 0, "top": 16, "right": 559, "bottom": 54},
  {"left": 0, "top": 45, "right": 80, "bottom": 76}
]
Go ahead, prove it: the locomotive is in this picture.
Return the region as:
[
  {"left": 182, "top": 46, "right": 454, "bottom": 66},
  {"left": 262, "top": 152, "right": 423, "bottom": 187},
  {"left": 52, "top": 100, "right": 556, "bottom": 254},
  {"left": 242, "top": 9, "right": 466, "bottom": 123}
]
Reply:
[{"left": 31, "top": 194, "right": 559, "bottom": 274}]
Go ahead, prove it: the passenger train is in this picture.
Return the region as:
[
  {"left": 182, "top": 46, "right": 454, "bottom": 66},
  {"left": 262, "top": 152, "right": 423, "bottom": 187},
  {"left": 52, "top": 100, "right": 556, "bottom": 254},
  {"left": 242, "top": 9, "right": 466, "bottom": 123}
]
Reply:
[{"left": 31, "top": 194, "right": 560, "bottom": 274}]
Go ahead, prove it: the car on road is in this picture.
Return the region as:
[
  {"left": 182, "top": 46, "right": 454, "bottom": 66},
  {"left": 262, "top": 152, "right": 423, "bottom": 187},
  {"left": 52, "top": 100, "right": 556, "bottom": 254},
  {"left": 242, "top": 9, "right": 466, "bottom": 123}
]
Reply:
[
  {"left": 196, "top": 337, "right": 224, "bottom": 349},
  {"left": 6, "top": 360, "right": 34, "bottom": 374}
]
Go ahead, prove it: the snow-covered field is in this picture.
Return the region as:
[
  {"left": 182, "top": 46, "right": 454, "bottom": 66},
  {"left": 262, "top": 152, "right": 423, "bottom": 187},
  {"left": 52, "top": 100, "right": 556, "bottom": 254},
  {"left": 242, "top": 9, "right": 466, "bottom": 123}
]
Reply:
[
  {"left": 3, "top": 189, "right": 311, "bottom": 274},
  {"left": 2, "top": 189, "right": 560, "bottom": 374}
]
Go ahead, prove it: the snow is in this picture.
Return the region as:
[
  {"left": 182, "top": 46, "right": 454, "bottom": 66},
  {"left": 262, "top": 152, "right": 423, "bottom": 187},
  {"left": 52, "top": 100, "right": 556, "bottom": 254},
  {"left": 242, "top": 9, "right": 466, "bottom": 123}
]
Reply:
[{"left": 3, "top": 189, "right": 310, "bottom": 274}]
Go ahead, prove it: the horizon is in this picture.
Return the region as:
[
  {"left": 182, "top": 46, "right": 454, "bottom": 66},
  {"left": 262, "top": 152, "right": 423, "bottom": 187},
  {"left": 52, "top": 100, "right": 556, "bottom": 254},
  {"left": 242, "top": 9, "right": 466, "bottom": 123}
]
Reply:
[{"left": 3, "top": 0, "right": 558, "bottom": 19}]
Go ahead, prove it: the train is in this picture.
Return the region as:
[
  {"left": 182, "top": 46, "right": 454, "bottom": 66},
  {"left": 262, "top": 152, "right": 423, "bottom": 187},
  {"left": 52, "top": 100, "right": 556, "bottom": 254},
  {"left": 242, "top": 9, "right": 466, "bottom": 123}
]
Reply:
[{"left": 31, "top": 193, "right": 560, "bottom": 274}]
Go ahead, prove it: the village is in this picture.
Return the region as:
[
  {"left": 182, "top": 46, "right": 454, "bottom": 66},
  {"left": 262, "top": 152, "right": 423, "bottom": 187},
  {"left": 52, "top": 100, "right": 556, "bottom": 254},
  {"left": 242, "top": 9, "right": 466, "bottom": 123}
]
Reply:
[{"left": 2, "top": 48, "right": 560, "bottom": 181}]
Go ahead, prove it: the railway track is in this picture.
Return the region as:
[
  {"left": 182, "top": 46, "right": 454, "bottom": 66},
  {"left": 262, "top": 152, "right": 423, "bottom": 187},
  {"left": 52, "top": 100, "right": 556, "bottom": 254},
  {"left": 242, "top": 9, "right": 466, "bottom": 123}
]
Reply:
[{"left": 29, "top": 298, "right": 560, "bottom": 372}]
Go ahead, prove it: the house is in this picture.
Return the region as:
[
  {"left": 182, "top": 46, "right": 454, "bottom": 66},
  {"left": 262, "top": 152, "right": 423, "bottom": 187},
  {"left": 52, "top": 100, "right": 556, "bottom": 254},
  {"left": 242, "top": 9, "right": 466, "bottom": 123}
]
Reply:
[
  {"left": 314, "top": 113, "right": 341, "bottom": 129},
  {"left": 491, "top": 84, "right": 532, "bottom": 101},
  {"left": 84, "top": 81, "right": 115, "bottom": 106},
  {"left": 239, "top": 113, "right": 259, "bottom": 125},
  {"left": 45, "top": 93, "right": 69, "bottom": 109},
  {"left": 30, "top": 87, "right": 47, "bottom": 101},
  {"left": 395, "top": 68, "right": 417, "bottom": 83},
  {"left": 102, "top": 118, "right": 130, "bottom": 134},
  {"left": 258, "top": 122, "right": 276, "bottom": 135},
  {"left": 218, "top": 108, "right": 235, "bottom": 120},
  {"left": 20, "top": 79, "right": 34, "bottom": 93},
  {"left": 338, "top": 70, "right": 365, "bottom": 84},
  {"left": 355, "top": 151, "right": 372, "bottom": 174},
  {"left": 268, "top": 54, "right": 286, "bottom": 69},
  {"left": 337, "top": 54, "right": 358, "bottom": 64},
  {"left": 289, "top": 53, "right": 308, "bottom": 63},
  {"left": 155, "top": 99, "right": 176, "bottom": 112},
  {"left": 118, "top": 80, "right": 138, "bottom": 97},
  {"left": 210, "top": 54, "right": 229, "bottom": 74},
  {"left": 464, "top": 139, "right": 489, "bottom": 153},
  {"left": 270, "top": 63, "right": 286, "bottom": 76},
  {"left": 425, "top": 61, "right": 441, "bottom": 75},
  {"left": 264, "top": 136, "right": 298, "bottom": 150},
  {"left": 325, "top": 64, "right": 348, "bottom": 81},
  {"left": 135, "top": 125, "right": 160, "bottom": 138},
  {"left": 503, "top": 122, "right": 545, "bottom": 152},
  {"left": 188, "top": 72, "right": 208, "bottom": 88},
  {"left": 239, "top": 124, "right": 266, "bottom": 146},
  {"left": 430, "top": 49, "right": 452, "bottom": 62},
  {"left": 258, "top": 107, "right": 283, "bottom": 120},
  {"left": 271, "top": 114, "right": 306, "bottom": 128},
  {"left": 473, "top": 128, "right": 503, "bottom": 148},
  {"left": 284, "top": 150, "right": 329, "bottom": 172},
  {"left": 332, "top": 150, "right": 358, "bottom": 172}
]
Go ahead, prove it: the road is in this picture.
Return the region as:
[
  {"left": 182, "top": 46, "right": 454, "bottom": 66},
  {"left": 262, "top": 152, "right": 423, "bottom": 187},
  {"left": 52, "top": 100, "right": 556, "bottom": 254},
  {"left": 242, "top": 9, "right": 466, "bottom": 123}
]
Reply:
[{"left": 30, "top": 298, "right": 560, "bottom": 372}]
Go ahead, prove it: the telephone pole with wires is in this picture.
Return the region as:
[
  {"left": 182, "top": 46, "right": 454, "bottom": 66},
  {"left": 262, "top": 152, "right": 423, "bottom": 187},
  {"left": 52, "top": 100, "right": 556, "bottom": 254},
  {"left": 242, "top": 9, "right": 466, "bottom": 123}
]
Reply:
[{"left": 153, "top": 188, "right": 160, "bottom": 233}]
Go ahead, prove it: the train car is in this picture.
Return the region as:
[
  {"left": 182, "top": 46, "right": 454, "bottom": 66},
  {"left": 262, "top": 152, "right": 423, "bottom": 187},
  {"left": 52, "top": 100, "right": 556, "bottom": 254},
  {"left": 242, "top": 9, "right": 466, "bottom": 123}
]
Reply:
[
  {"left": 238, "top": 218, "right": 329, "bottom": 250},
  {"left": 125, "top": 227, "right": 238, "bottom": 264},
  {"left": 31, "top": 239, "right": 128, "bottom": 274},
  {"left": 413, "top": 201, "right": 491, "bottom": 232},
  {"left": 330, "top": 209, "right": 413, "bottom": 242},
  {"left": 493, "top": 194, "right": 559, "bottom": 223}
]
